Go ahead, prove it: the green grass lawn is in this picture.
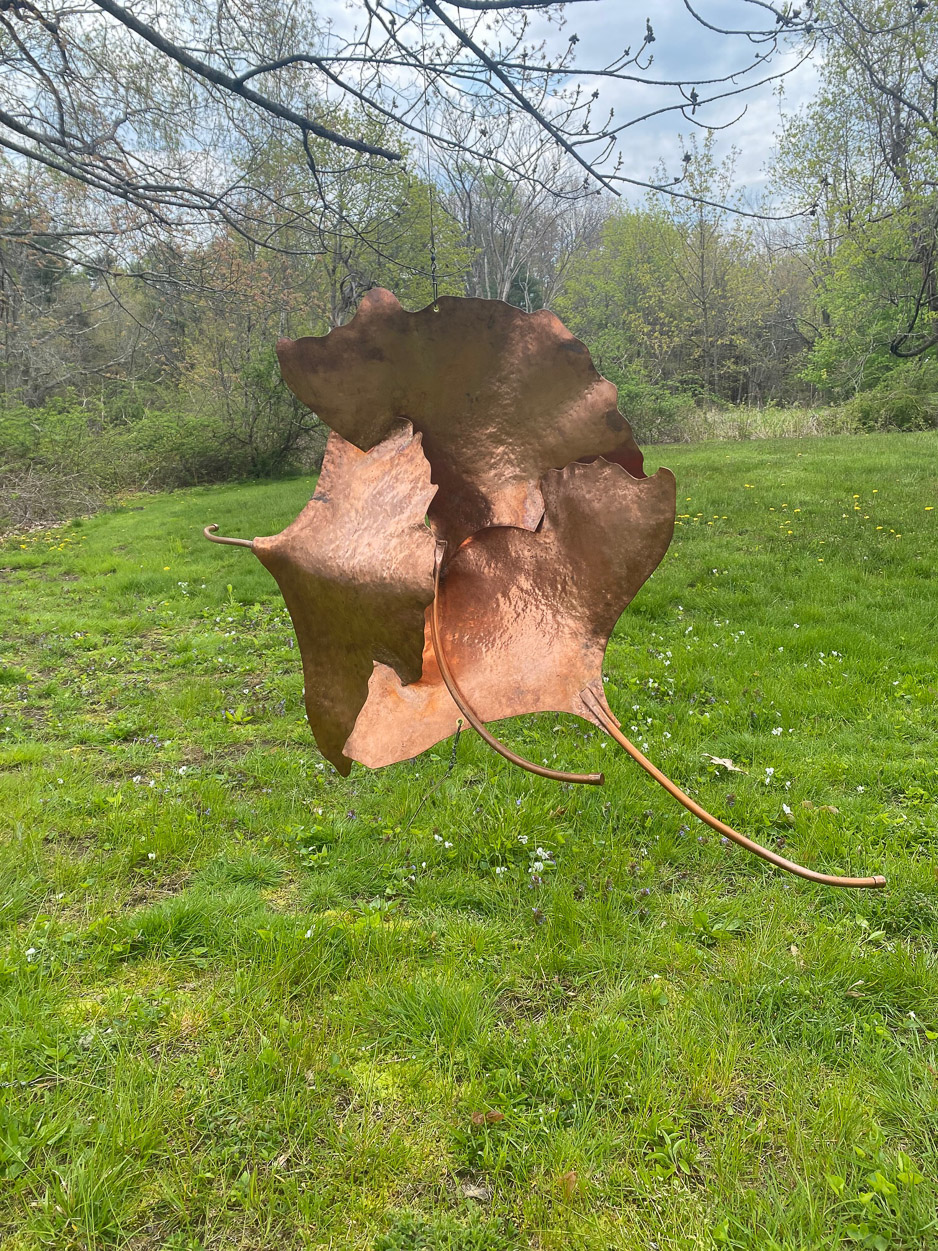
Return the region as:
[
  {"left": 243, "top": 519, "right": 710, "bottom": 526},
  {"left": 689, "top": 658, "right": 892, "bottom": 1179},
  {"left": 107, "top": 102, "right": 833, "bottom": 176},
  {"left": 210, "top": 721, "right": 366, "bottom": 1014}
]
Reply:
[{"left": 0, "top": 431, "right": 936, "bottom": 1251}]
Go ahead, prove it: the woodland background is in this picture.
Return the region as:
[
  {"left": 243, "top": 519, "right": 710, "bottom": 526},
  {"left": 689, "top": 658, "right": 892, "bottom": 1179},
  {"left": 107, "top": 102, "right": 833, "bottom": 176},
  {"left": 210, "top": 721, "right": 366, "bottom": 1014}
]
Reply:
[{"left": 3, "top": 0, "right": 938, "bottom": 531}]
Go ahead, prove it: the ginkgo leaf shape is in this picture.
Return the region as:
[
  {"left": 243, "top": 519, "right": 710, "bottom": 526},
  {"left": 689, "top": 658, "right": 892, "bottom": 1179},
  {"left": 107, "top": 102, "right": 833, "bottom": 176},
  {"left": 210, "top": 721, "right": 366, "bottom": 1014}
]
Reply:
[
  {"left": 208, "top": 291, "right": 886, "bottom": 891},
  {"left": 252, "top": 423, "right": 437, "bottom": 774},
  {"left": 344, "top": 458, "right": 676, "bottom": 769},
  {"left": 276, "top": 289, "right": 646, "bottom": 548}
]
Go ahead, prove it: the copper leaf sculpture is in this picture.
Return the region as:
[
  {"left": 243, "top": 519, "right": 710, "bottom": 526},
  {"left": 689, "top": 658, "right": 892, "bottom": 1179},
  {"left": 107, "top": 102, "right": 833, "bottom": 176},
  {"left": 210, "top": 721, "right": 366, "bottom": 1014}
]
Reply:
[{"left": 205, "top": 291, "right": 885, "bottom": 890}]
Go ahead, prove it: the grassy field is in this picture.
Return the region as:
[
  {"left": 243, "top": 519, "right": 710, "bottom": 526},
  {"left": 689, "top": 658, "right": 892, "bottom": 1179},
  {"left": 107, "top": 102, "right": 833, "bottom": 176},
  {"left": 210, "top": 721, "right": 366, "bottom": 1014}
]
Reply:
[{"left": 0, "top": 431, "right": 936, "bottom": 1251}]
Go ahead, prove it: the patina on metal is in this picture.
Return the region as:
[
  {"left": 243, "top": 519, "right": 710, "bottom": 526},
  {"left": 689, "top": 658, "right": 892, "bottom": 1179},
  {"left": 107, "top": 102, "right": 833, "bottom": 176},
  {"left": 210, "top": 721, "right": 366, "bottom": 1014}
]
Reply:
[{"left": 204, "top": 290, "right": 886, "bottom": 890}]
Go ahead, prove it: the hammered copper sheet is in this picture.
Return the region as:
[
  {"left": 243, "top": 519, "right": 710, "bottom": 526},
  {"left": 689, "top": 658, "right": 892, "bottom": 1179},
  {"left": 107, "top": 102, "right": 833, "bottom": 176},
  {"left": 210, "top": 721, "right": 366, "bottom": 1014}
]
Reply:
[
  {"left": 276, "top": 289, "right": 646, "bottom": 547},
  {"left": 253, "top": 423, "right": 437, "bottom": 774},
  {"left": 344, "top": 458, "right": 676, "bottom": 768}
]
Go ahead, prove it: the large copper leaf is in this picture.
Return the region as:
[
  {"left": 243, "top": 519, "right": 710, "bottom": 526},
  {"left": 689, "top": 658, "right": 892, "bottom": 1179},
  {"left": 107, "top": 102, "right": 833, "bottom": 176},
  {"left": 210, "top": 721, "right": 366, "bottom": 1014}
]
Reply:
[
  {"left": 253, "top": 423, "right": 436, "bottom": 774},
  {"left": 276, "top": 289, "right": 645, "bottom": 547},
  {"left": 344, "top": 458, "right": 676, "bottom": 768}
]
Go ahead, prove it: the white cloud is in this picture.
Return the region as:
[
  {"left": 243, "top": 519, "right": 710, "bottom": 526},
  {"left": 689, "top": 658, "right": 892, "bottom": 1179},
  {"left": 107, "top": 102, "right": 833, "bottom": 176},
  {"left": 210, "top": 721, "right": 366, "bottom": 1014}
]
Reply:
[{"left": 314, "top": 1, "right": 821, "bottom": 204}]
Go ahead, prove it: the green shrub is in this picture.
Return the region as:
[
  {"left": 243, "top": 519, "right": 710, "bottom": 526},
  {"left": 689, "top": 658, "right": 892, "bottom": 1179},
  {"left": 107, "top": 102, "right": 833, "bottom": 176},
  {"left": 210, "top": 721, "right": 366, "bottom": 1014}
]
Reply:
[
  {"left": 106, "top": 407, "right": 244, "bottom": 489},
  {"left": 842, "top": 362, "right": 938, "bottom": 431},
  {"left": 604, "top": 368, "right": 702, "bottom": 444},
  {"left": 0, "top": 371, "right": 326, "bottom": 531}
]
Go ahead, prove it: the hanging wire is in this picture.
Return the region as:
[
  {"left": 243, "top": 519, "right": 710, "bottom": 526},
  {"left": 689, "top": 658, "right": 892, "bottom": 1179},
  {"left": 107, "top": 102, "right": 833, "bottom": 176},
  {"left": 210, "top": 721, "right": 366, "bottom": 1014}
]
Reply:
[
  {"left": 418, "top": 1, "right": 440, "bottom": 310},
  {"left": 401, "top": 718, "right": 463, "bottom": 834}
]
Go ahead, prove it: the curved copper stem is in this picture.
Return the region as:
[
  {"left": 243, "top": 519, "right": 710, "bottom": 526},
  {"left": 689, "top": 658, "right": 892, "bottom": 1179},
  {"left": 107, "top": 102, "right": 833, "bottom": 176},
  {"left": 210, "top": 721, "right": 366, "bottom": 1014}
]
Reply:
[
  {"left": 204, "top": 524, "right": 253, "bottom": 549},
  {"left": 431, "top": 549, "right": 603, "bottom": 786},
  {"left": 580, "top": 687, "right": 885, "bottom": 889}
]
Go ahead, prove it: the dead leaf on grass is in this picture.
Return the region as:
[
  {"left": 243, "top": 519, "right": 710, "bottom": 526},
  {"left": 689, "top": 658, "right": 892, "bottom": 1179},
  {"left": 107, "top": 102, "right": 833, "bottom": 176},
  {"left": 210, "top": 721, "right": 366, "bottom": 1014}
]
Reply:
[
  {"left": 461, "top": 1180, "right": 492, "bottom": 1202},
  {"left": 705, "top": 755, "right": 748, "bottom": 773},
  {"left": 470, "top": 1110, "right": 505, "bottom": 1126}
]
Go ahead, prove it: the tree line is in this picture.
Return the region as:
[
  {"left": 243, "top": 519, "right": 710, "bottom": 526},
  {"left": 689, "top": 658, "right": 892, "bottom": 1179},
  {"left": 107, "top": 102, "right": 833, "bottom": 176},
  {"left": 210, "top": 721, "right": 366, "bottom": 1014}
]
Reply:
[{"left": 2, "top": 0, "right": 937, "bottom": 529}]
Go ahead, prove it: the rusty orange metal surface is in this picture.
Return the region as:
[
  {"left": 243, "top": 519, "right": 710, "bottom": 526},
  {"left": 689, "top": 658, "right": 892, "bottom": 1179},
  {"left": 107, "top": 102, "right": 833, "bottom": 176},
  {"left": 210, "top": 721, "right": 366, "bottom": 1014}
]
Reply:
[{"left": 276, "top": 288, "right": 645, "bottom": 548}]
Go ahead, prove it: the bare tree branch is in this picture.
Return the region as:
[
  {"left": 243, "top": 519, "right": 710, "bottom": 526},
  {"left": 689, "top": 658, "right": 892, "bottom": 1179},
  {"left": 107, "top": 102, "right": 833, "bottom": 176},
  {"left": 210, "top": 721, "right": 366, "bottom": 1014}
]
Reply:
[{"left": 88, "top": 0, "right": 401, "bottom": 160}]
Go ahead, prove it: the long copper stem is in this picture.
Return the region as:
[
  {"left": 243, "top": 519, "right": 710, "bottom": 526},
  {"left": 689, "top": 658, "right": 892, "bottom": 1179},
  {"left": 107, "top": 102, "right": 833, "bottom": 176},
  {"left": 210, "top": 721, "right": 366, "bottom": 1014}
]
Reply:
[
  {"left": 580, "top": 687, "right": 885, "bottom": 889},
  {"left": 204, "top": 524, "right": 254, "bottom": 548},
  {"left": 431, "top": 549, "right": 604, "bottom": 786}
]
